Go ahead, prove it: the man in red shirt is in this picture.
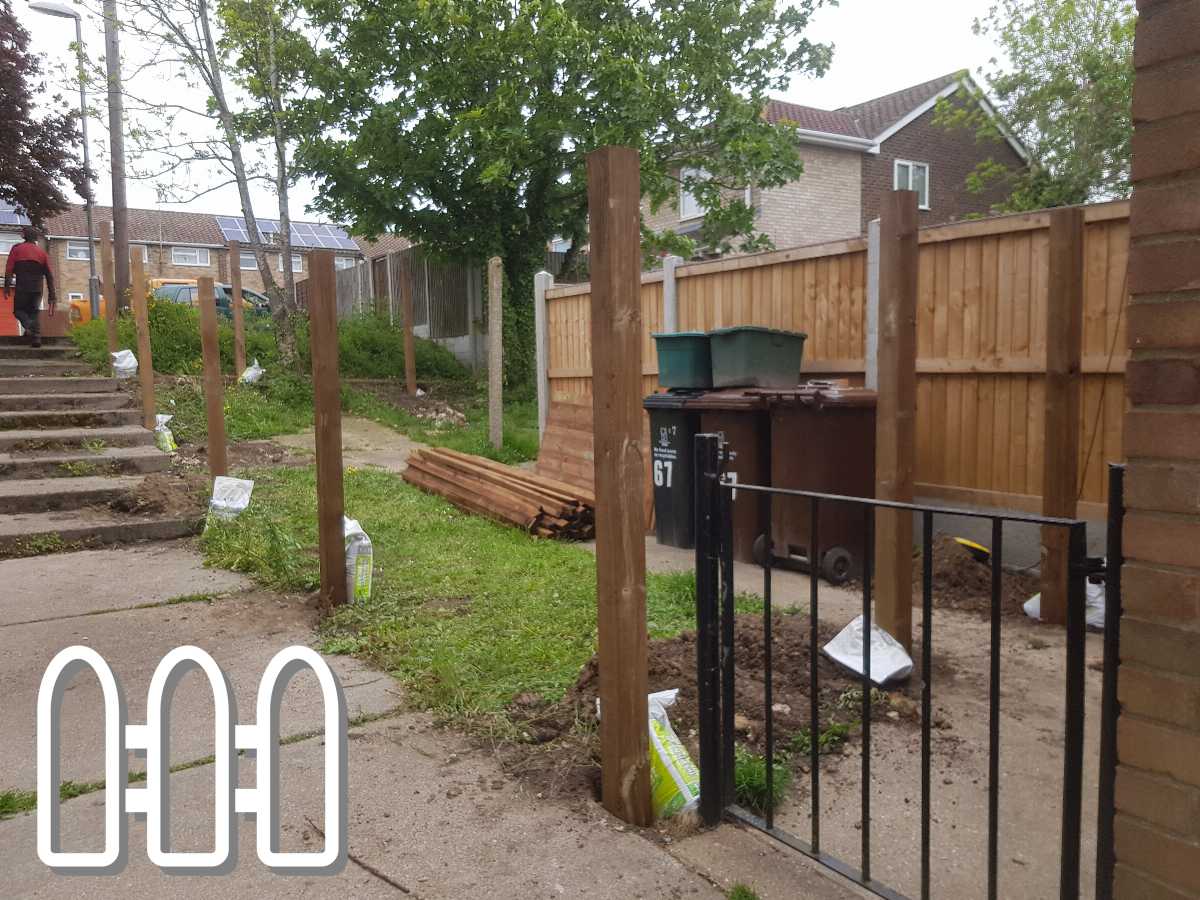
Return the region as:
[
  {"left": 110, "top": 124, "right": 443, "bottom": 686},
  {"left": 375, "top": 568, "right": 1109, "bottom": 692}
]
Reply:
[{"left": 4, "top": 226, "right": 57, "bottom": 347}]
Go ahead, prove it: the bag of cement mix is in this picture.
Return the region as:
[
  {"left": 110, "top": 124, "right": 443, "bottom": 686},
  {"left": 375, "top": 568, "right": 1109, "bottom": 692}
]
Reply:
[
  {"left": 595, "top": 688, "right": 700, "bottom": 820},
  {"left": 208, "top": 476, "right": 254, "bottom": 521},
  {"left": 1023, "top": 580, "right": 1107, "bottom": 629},
  {"left": 111, "top": 349, "right": 138, "bottom": 379},
  {"left": 823, "top": 614, "right": 913, "bottom": 685},
  {"left": 343, "top": 516, "right": 374, "bottom": 602},
  {"left": 154, "top": 414, "right": 177, "bottom": 453},
  {"left": 240, "top": 358, "right": 265, "bottom": 385}
]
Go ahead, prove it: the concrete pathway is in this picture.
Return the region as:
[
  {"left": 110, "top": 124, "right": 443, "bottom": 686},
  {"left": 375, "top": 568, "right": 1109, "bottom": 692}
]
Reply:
[{"left": 275, "top": 416, "right": 425, "bottom": 473}]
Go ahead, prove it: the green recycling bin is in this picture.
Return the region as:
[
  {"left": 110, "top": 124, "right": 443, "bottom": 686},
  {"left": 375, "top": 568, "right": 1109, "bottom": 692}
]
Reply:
[{"left": 708, "top": 325, "right": 807, "bottom": 388}]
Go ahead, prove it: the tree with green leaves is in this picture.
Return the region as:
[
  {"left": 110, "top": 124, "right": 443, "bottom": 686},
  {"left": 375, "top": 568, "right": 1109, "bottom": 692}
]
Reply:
[
  {"left": 295, "top": 0, "right": 833, "bottom": 383},
  {"left": 937, "top": 0, "right": 1135, "bottom": 211},
  {"left": 0, "top": 0, "right": 89, "bottom": 225}
]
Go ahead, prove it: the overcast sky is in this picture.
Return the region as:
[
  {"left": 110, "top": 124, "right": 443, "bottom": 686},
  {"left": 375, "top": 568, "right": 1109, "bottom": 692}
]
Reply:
[{"left": 23, "top": 0, "right": 1003, "bottom": 224}]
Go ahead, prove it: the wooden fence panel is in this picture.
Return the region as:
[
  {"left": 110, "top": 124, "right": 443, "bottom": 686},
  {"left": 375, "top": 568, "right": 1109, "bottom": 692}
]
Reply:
[{"left": 542, "top": 201, "right": 1130, "bottom": 514}]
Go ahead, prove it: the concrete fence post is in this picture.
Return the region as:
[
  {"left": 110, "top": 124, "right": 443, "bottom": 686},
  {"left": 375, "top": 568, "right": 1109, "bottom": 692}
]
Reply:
[
  {"left": 534, "top": 270, "right": 554, "bottom": 439},
  {"left": 662, "top": 254, "right": 682, "bottom": 333}
]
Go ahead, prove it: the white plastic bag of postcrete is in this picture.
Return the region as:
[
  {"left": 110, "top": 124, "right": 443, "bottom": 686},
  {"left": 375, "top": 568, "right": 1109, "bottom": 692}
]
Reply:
[
  {"left": 1023, "top": 580, "right": 1106, "bottom": 630},
  {"left": 208, "top": 476, "right": 254, "bottom": 521},
  {"left": 240, "top": 358, "right": 265, "bottom": 385},
  {"left": 154, "top": 414, "right": 177, "bottom": 454},
  {"left": 111, "top": 349, "right": 138, "bottom": 379},
  {"left": 822, "top": 614, "right": 914, "bottom": 686},
  {"left": 595, "top": 688, "right": 700, "bottom": 820},
  {"left": 343, "top": 516, "right": 374, "bottom": 603}
]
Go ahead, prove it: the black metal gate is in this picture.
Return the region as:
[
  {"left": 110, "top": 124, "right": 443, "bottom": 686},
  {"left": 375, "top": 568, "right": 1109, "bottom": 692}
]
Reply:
[{"left": 692, "top": 433, "right": 1125, "bottom": 900}]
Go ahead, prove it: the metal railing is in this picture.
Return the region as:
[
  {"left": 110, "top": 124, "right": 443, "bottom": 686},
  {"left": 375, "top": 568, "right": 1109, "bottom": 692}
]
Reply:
[{"left": 693, "top": 433, "right": 1124, "bottom": 900}]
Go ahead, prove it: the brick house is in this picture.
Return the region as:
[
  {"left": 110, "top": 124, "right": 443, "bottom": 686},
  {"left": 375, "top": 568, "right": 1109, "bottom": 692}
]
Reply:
[
  {"left": 646, "top": 71, "right": 1029, "bottom": 250},
  {"left": 0, "top": 205, "right": 362, "bottom": 313}
]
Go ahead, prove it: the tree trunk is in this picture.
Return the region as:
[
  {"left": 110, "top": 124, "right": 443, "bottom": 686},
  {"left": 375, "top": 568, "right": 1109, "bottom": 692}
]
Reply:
[{"left": 267, "top": 11, "right": 299, "bottom": 370}]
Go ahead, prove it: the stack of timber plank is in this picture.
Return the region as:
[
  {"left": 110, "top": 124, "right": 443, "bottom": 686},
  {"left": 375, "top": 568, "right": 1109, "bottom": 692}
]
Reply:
[{"left": 403, "top": 447, "right": 595, "bottom": 540}]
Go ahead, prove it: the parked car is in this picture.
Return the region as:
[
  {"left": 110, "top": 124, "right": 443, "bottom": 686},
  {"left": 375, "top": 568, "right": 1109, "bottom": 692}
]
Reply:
[{"left": 69, "top": 279, "right": 272, "bottom": 325}]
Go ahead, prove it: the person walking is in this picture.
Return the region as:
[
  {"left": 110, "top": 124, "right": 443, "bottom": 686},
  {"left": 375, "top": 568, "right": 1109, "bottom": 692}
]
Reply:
[{"left": 4, "top": 226, "right": 57, "bottom": 347}]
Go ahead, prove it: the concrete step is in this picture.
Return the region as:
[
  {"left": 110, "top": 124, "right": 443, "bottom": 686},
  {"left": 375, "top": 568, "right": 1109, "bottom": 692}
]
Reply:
[
  {"left": 0, "top": 425, "right": 155, "bottom": 453},
  {"left": 0, "top": 376, "right": 119, "bottom": 395},
  {"left": 0, "top": 344, "right": 79, "bottom": 360},
  {"left": 0, "top": 445, "right": 170, "bottom": 479},
  {"left": 0, "top": 336, "right": 68, "bottom": 346},
  {"left": 0, "top": 509, "right": 202, "bottom": 557},
  {"left": 0, "top": 392, "right": 133, "bottom": 412},
  {"left": 0, "top": 408, "right": 142, "bottom": 431},
  {"left": 0, "top": 475, "right": 144, "bottom": 514},
  {"left": 0, "top": 359, "right": 94, "bottom": 377}
]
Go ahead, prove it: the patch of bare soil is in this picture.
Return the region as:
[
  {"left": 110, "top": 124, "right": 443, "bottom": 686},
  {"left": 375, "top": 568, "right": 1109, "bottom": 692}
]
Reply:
[
  {"left": 351, "top": 380, "right": 468, "bottom": 428},
  {"left": 176, "top": 439, "right": 308, "bottom": 470},
  {"left": 913, "top": 534, "right": 1040, "bottom": 618},
  {"left": 108, "top": 470, "right": 208, "bottom": 517},
  {"left": 498, "top": 614, "right": 928, "bottom": 804}
]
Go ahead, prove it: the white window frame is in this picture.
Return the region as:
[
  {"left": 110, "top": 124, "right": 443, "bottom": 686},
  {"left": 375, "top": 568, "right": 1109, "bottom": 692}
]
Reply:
[
  {"left": 678, "top": 167, "right": 707, "bottom": 221},
  {"left": 240, "top": 251, "right": 258, "bottom": 270},
  {"left": 67, "top": 240, "right": 92, "bottom": 261},
  {"left": 0, "top": 235, "right": 20, "bottom": 255},
  {"left": 893, "top": 159, "right": 931, "bottom": 210},
  {"left": 171, "top": 246, "right": 211, "bottom": 267},
  {"left": 67, "top": 292, "right": 83, "bottom": 303},
  {"left": 334, "top": 256, "right": 356, "bottom": 271},
  {"left": 274, "top": 253, "right": 303, "bottom": 273},
  {"left": 129, "top": 243, "right": 149, "bottom": 263}
]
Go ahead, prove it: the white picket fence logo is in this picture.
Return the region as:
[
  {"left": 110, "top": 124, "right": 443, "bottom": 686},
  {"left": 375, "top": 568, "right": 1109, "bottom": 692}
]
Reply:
[{"left": 37, "top": 645, "right": 347, "bottom": 874}]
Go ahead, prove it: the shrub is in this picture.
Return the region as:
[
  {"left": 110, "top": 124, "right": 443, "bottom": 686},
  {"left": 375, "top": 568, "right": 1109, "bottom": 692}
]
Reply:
[{"left": 296, "top": 313, "right": 470, "bottom": 381}]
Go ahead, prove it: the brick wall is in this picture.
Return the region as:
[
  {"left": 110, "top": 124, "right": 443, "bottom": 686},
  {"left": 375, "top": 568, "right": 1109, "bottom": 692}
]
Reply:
[
  {"left": 1117, "top": 1, "right": 1200, "bottom": 897},
  {"left": 859, "top": 93, "right": 1025, "bottom": 232},
  {"left": 642, "top": 144, "right": 863, "bottom": 251}
]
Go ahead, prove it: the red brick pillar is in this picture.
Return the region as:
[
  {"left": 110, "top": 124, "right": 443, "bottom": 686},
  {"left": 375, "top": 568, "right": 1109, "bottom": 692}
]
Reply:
[{"left": 1117, "top": 1, "right": 1200, "bottom": 896}]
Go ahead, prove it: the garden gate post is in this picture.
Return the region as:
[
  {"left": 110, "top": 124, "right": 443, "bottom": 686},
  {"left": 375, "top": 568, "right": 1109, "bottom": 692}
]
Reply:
[
  {"left": 875, "top": 190, "right": 919, "bottom": 651},
  {"left": 197, "top": 277, "right": 228, "bottom": 480},
  {"left": 588, "top": 145, "right": 652, "bottom": 827},
  {"left": 309, "top": 250, "right": 348, "bottom": 610}
]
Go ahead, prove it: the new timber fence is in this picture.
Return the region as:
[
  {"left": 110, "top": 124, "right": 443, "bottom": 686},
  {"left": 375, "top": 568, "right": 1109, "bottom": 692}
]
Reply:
[{"left": 535, "top": 199, "right": 1129, "bottom": 515}]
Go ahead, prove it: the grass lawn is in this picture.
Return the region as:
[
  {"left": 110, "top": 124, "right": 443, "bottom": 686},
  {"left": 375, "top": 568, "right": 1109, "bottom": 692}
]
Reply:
[
  {"left": 156, "top": 376, "right": 539, "bottom": 464},
  {"left": 202, "top": 465, "right": 758, "bottom": 722}
]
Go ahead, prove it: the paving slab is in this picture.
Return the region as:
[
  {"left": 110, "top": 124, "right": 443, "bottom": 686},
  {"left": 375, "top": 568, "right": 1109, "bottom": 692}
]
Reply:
[
  {"left": 0, "top": 540, "right": 251, "bottom": 625},
  {"left": 0, "top": 715, "right": 726, "bottom": 900},
  {"left": 0, "top": 590, "right": 399, "bottom": 789}
]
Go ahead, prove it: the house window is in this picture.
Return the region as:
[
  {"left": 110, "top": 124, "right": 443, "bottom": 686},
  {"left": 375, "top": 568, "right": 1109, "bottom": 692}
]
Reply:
[
  {"left": 130, "top": 244, "right": 149, "bottom": 263},
  {"left": 274, "top": 253, "right": 303, "bottom": 273},
  {"left": 67, "top": 240, "right": 92, "bottom": 261},
  {"left": 240, "top": 251, "right": 257, "bottom": 270},
  {"left": 894, "top": 160, "right": 931, "bottom": 210},
  {"left": 679, "top": 167, "right": 707, "bottom": 220},
  {"left": 171, "top": 246, "right": 210, "bottom": 267},
  {"left": 67, "top": 292, "right": 83, "bottom": 303},
  {"left": 0, "top": 235, "right": 20, "bottom": 254},
  {"left": 335, "top": 256, "right": 356, "bottom": 270}
]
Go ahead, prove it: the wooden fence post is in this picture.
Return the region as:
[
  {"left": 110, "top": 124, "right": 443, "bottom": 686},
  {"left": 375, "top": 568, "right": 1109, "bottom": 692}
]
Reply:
[
  {"left": 662, "top": 254, "right": 682, "bottom": 332},
  {"left": 875, "top": 190, "right": 919, "bottom": 651},
  {"left": 99, "top": 224, "right": 119, "bottom": 355},
  {"left": 1040, "top": 206, "right": 1085, "bottom": 626},
  {"left": 588, "top": 144, "right": 652, "bottom": 827},
  {"left": 401, "top": 257, "right": 418, "bottom": 394},
  {"left": 197, "top": 277, "right": 227, "bottom": 479},
  {"left": 228, "top": 240, "right": 247, "bottom": 377},
  {"left": 533, "top": 270, "right": 554, "bottom": 438},
  {"left": 309, "top": 250, "right": 348, "bottom": 610},
  {"left": 129, "top": 248, "right": 154, "bottom": 430},
  {"left": 865, "top": 218, "right": 881, "bottom": 391},
  {"left": 487, "top": 256, "right": 503, "bottom": 449}
]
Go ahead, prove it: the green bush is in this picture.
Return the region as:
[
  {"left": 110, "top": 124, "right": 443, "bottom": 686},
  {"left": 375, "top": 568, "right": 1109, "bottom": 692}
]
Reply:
[{"left": 72, "top": 308, "right": 468, "bottom": 382}]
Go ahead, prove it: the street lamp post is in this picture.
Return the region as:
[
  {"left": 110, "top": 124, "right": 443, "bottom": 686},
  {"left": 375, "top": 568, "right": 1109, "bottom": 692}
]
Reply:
[{"left": 30, "top": 1, "right": 100, "bottom": 319}]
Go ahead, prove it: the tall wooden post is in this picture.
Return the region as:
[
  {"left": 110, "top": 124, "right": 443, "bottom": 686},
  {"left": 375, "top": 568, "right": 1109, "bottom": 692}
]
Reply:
[
  {"left": 197, "top": 277, "right": 228, "bottom": 479},
  {"left": 309, "top": 251, "right": 348, "bottom": 610},
  {"left": 1040, "top": 207, "right": 1084, "bottom": 626},
  {"left": 99, "top": 223, "right": 119, "bottom": 354},
  {"left": 874, "top": 190, "right": 919, "bottom": 651},
  {"left": 588, "top": 145, "right": 651, "bottom": 827},
  {"left": 129, "top": 248, "right": 154, "bottom": 430},
  {"left": 228, "top": 240, "right": 247, "bottom": 377},
  {"left": 487, "top": 256, "right": 503, "bottom": 449},
  {"left": 401, "top": 258, "right": 418, "bottom": 394}
]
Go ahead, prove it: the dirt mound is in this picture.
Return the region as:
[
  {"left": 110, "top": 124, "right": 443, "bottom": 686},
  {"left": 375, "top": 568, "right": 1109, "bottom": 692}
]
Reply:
[
  {"left": 500, "top": 613, "right": 925, "bottom": 803},
  {"left": 352, "top": 381, "right": 467, "bottom": 428},
  {"left": 109, "top": 471, "right": 208, "bottom": 517},
  {"left": 912, "top": 535, "right": 1040, "bottom": 617}
]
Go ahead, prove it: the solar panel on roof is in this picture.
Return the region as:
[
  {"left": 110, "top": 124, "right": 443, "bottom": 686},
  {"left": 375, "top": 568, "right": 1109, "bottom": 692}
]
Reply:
[
  {"left": 0, "top": 203, "right": 31, "bottom": 226},
  {"left": 212, "top": 214, "right": 358, "bottom": 252}
]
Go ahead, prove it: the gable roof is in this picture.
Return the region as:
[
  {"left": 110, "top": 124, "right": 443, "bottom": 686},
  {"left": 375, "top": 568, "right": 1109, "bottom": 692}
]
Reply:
[
  {"left": 837, "top": 72, "right": 965, "bottom": 140},
  {"left": 765, "top": 70, "right": 1029, "bottom": 162},
  {"left": 357, "top": 233, "right": 413, "bottom": 260}
]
